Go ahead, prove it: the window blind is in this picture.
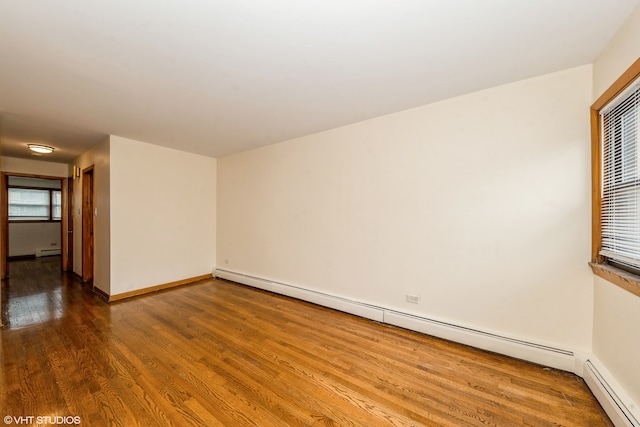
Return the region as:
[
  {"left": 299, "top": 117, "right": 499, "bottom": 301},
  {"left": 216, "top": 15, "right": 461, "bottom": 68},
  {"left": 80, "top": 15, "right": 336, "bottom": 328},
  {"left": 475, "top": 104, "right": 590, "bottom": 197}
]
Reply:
[
  {"left": 8, "top": 188, "right": 62, "bottom": 221},
  {"left": 600, "top": 78, "right": 640, "bottom": 268},
  {"left": 8, "top": 188, "right": 50, "bottom": 220},
  {"left": 52, "top": 190, "right": 62, "bottom": 220}
]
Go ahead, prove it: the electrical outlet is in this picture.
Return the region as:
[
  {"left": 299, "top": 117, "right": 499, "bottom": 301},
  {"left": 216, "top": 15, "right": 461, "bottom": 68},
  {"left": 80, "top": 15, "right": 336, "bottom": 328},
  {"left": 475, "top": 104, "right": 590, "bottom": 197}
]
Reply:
[{"left": 406, "top": 294, "right": 419, "bottom": 304}]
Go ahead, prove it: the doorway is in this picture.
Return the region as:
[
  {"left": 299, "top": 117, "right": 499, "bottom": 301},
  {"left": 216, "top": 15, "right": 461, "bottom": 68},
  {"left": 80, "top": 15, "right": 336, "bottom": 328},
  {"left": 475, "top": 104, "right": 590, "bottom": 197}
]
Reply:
[
  {"left": 1, "top": 173, "right": 69, "bottom": 279},
  {"left": 82, "top": 167, "right": 94, "bottom": 283}
]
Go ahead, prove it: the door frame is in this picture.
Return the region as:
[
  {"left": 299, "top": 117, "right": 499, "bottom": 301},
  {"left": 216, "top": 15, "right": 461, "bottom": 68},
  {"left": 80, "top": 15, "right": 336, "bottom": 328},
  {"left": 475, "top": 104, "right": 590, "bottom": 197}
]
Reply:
[
  {"left": 81, "top": 166, "right": 94, "bottom": 283},
  {"left": 65, "top": 178, "right": 74, "bottom": 272}
]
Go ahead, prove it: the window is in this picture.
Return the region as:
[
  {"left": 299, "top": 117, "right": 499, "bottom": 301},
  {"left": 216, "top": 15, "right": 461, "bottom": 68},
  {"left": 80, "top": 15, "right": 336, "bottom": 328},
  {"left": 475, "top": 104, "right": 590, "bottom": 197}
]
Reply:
[
  {"left": 591, "top": 57, "right": 640, "bottom": 297},
  {"left": 600, "top": 82, "right": 640, "bottom": 269},
  {"left": 8, "top": 188, "right": 62, "bottom": 221},
  {"left": 52, "top": 190, "right": 62, "bottom": 220}
]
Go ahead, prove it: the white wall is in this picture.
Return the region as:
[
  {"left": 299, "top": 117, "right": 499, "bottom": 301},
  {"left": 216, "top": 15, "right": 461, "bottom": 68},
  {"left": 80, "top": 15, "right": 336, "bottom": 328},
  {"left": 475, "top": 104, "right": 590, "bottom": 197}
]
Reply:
[
  {"left": 0, "top": 147, "right": 2, "bottom": 324},
  {"left": 9, "top": 223, "right": 60, "bottom": 257},
  {"left": 592, "top": 4, "right": 640, "bottom": 100},
  {"left": 591, "top": 2, "right": 640, "bottom": 408},
  {"left": 9, "top": 176, "right": 62, "bottom": 188},
  {"left": 72, "top": 137, "right": 111, "bottom": 294},
  {"left": 1, "top": 156, "right": 68, "bottom": 177},
  {"left": 109, "top": 136, "right": 216, "bottom": 296},
  {"left": 218, "top": 64, "right": 594, "bottom": 352}
]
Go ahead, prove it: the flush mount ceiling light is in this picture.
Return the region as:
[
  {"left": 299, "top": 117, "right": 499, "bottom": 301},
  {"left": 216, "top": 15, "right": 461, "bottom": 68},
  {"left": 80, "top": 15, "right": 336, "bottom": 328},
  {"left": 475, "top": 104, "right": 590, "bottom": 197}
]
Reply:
[{"left": 28, "top": 144, "right": 55, "bottom": 154}]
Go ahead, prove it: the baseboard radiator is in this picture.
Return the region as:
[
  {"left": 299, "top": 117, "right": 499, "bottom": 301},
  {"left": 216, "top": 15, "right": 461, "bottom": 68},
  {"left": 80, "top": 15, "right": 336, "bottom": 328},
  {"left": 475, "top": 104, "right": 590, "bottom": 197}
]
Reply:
[
  {"left": 214, "top": 269, "right": 574, "bottom": 370},
  {"left": 215, "top": 268, "right": 639, "bottom": 427},
  {"left": 583, "top": 360, "right": 640, "bottom": 427},
  {"left": 35, "top": 248, "right": 61, "bottom": 257}
]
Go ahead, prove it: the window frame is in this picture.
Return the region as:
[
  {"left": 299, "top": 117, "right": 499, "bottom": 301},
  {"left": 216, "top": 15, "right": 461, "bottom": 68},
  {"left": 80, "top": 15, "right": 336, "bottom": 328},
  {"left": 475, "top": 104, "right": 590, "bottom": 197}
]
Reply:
[
  {"left": 591, "top": 57, "right": 640, "bottom": 298},
  {"left": 8, "top": 185, "right": 62, "bottom": 223}
]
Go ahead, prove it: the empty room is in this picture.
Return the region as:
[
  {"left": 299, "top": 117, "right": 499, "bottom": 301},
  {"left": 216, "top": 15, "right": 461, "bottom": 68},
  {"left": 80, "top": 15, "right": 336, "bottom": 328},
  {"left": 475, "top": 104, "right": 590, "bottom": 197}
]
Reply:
[{"left": 1, "top": 1, "right": 639, "bottom": 426}]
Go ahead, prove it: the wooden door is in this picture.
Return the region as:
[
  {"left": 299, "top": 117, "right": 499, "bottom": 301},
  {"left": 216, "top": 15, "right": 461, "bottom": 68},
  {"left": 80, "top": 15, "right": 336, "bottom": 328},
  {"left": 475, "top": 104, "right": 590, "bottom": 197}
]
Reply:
[{"left": 82, "top": 167, "right": 94, "bottom": 283}]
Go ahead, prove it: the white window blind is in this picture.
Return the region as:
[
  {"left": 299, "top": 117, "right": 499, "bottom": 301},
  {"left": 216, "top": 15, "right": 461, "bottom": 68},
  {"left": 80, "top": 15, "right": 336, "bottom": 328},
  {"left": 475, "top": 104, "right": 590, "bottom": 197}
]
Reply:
[
  {"left": 52, "top": 190, "right": 62, "bottom": 220},
  {"left": 600, "top": 78, "right": 640, "bottom": 268},
  {"left": 8, "top": 188, "right": 62, "bottom": 221}
]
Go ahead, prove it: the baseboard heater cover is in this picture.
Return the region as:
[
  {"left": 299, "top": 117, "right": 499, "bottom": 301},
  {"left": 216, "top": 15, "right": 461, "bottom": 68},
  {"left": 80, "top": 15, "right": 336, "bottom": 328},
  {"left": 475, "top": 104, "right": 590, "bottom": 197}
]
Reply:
[
  {"left": 383, "top": 310, "right": 575, "bottom": 372},
  {"left": 215, "top": 269, "right": 384, "bottom": 322},
  {"left": 215, "top": 269, "right": 575, "bottom": 371},
  {"left": 35, "top": 248, "right": 61, "bottom": 257},
  {"left": 215, "top": 269, "right": 274, "bottom": 292},
  {"left": 583, "top": 359, "right": 639, "bottom": 427},
  {"left": 215, "top": 268, "right": 640, "bottom": 425}
]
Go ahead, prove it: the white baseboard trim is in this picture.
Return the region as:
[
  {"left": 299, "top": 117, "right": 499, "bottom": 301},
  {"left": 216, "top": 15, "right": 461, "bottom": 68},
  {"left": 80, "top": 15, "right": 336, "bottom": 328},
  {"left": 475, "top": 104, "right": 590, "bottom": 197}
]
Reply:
[
  {"left": 214, "top": 268, "right": 638, "bottom": 426},
  {"left": 215, "top": 269, "right": 573, "bottom": 370},
  {"left": 583, "top": 358, "right": 639, "bottom": 427}
]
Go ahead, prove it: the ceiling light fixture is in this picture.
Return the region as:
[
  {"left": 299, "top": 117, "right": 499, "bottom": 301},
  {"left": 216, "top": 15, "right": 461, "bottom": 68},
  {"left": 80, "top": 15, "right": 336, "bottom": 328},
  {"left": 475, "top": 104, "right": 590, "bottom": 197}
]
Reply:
[{"left": 28, "top": 144, "right": 55, "bottom": 154}]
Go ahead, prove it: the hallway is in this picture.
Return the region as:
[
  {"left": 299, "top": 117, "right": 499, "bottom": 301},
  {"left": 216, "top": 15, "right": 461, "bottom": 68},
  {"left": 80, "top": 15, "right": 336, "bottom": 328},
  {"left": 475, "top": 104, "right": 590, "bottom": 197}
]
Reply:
[{"left": 1, "top": 257, "right": 91, "bottom": 329}]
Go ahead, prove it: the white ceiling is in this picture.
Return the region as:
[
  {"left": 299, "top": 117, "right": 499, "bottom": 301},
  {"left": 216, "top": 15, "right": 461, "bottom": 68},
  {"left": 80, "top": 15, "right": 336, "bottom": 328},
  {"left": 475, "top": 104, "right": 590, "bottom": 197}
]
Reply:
[{"left": 0, "top": 0, "right": 638, "bottom": 162}]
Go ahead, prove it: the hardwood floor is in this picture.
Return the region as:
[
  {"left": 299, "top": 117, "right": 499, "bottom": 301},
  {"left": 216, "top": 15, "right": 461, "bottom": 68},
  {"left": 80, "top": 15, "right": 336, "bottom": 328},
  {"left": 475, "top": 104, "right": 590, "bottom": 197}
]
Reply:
[{"left": 1, "top": 257, "right": 612, "bottom": 426}]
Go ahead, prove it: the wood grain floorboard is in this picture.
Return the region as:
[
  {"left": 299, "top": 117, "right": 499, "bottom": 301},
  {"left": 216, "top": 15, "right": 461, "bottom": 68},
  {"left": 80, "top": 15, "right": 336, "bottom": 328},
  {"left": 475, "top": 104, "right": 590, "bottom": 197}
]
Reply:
[{"left": 1, "top": 257, "right": 613, "bottom": 426}]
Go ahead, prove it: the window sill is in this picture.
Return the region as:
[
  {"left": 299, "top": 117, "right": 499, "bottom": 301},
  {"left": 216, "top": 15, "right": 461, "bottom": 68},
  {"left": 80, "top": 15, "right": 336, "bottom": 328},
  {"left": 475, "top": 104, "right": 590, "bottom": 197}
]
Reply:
[{"left": 589, "top": 262, "right": 640, "bottom": 298}]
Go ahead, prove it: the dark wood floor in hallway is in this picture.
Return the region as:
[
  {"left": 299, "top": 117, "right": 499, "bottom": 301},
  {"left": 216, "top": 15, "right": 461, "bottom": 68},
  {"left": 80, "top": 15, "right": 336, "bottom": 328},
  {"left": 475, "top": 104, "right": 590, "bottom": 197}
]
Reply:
[{"left": 1, "top": 257, "right": 612, "bottom": 426}]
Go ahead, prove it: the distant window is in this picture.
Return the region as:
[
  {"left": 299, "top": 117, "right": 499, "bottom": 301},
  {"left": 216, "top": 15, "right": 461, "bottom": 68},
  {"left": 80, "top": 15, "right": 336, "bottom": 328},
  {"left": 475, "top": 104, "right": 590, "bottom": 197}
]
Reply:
[{"left": 8, "top": 188, "right": 62, "bottom": 221}]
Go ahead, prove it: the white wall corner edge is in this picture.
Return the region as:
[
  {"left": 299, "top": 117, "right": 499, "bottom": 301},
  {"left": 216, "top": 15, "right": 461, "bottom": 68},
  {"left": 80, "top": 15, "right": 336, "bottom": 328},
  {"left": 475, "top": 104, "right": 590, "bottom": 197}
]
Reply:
[{"left": 213, "top": 268, "right": 638, "bottom": 426}]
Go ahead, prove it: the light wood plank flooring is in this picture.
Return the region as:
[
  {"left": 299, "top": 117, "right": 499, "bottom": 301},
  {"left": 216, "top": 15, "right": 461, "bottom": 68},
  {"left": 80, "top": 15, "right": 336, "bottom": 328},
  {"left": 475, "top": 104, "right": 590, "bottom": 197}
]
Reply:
[{"left": 1, "top": 257, "right": 612, "bottom": 426}]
